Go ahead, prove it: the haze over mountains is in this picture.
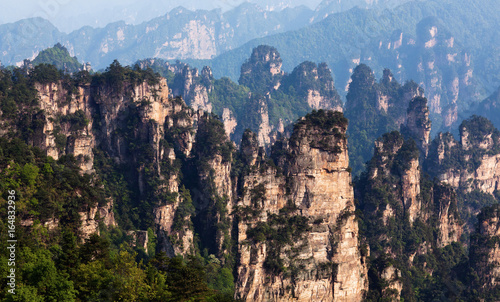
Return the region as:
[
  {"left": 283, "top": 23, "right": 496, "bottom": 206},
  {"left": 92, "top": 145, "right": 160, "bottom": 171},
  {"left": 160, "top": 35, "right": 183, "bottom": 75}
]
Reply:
[
  {"left": 2, "top": 1, "right": 500, "bottom": 301},
  {"left": 2, "top": 0, "right": 498, "bottom": 138},
  {"left": 1, "top": 0, "right": 414, "bottom": 68},
  {"left": 2, "top": 0, "right": 498, "bottom": 134},
  {"left": 0, "top": 0, "right": 407, "bottom": 33},
  {"left": 207, "top": 0, "right": 500, "bottom": 134}
]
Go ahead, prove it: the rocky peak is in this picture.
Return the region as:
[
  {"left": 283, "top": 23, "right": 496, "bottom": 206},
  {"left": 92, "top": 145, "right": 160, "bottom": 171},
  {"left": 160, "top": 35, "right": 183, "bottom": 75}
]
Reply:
[
  {"left": 291, "top": 61, "right": 319, "bottom": 80},
  {"left": 235, "top": 109, "right": 367, "bottom": 301},
  {"left": 368, "top": 131, "right": 422, "bottom": 223},
  {"left": 284, "top": 61, "right": 343, "bottom": 111},
  {"left": 180, "top": 65, "right": 197, "bottom": 91},
  {"left": 356, "top": 129, "right": 466, "bottom": 299},
  {"left": 345, "top": 64, "right": 429, "bottom": 175},
  {"left": 425, "top": 115, "right": 500, "bottom": 195},
  {"left": 421, "top": 116, "right": 500, "bottom": 254},
  {"left": 172, "top": 65, "right": 212, "bottom": 112},
  {"left": 200, "top": 66, "right": 214, "bottom": 92},
  {"left": 401, "top": 81, "right": 424, "bottom": 106},
  {"left": 381, "top": 68, "right": 394, "bottom": 84},
  {"left": 425, "top": 132, "right": 456, "bottom": 170},
  {"left": 346, "top": 64, "right": 376, "bottom": 112},
  {"left": 370, "top": 131, "right": 406, "bottom": 176},
  {"left": 459, "top": 115, "right": 499, "bottom": 151},
  {"left": 246, "top": 45, "right": 282, "bottom": 74},
  {"left": 416, "top": 17, "right": 445, "bottom": 48},
  {"left": 201, "top": 66, "right": 213, "bottom": 79},
  {"left": 478, "top": 205, "right": 500, "bottom": 237},
  {"left": 374, "top": 131, "right": 405, "bottom": 157},
  {"left": 401, "top": 96, "right": 432, "bottom": 156},
  {"left": 289, "top": 109, "right": 348, "bottom": 159},
  {"left": 239, "top": 45, "right": 283, "bottom": 93}
]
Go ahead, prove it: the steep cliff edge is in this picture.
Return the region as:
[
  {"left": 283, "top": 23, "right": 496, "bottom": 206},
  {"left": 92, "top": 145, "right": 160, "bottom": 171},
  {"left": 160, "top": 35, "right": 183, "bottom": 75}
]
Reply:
[
  {"left": 235, "top": 110, "right": 367, "bottom": 301},
  {"left": 470, "top": 204, "right": 500, "bottom": 299},
  {"left": 356, "top": 130, "right": 463, "bottom": 300},
  {"left": 426, "top": 115, "right": 500, "bottom": 195},
  {"left": 401, "top": 96, "right": 432, "bottom": 156},
  {"left": 14, "top": 65, "right": 199, "bottom": 251},
  {"left": 147, "top": 46, "right": 343, "bottom": 147},
  {"left": 345, "top": 64, "right": 424, "bottom": 176}
]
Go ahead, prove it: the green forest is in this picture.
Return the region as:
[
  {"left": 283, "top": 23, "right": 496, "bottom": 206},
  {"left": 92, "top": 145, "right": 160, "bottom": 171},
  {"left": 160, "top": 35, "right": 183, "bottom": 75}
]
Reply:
[
  {"left": 0, "top": 65, "right": 235, "bottom": 302},
  {"left": 0, "top": 58, "right": 499, "bottom": 301}
]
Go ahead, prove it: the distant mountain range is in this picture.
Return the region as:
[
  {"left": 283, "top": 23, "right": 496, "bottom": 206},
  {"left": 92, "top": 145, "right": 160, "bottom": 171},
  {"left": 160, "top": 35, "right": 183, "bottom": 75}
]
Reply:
[
  {"left": 1, "top": 0, "right": 498, "bottom": 135},
  {"left": 0, "top": 0, "right": 412, "bottom": 69},
  {"left": 205, "top": 0, "right": 500, "bottom": 133}
]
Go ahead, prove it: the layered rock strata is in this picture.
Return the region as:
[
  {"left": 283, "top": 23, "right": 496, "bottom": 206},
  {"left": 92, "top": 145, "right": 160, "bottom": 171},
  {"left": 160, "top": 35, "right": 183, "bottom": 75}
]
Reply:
[
  {"left": 31, "top": 77, "right": 196, "bottom": 251},
  {"left": 235, "top": 110, "right": 368, "bottom": 301}
]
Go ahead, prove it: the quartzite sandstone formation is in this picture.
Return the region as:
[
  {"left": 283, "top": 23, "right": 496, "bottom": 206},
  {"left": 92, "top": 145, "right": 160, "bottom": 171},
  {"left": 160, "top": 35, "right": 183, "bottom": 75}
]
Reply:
[
  {"left": 470, "top": 205, "right": 500, "bottom": 297},
  {"left": 235, "top": 110, "right": 368, "bottom": 301},
  {"left": 31, "top": 75, "right": 196, "bottom": 251}
]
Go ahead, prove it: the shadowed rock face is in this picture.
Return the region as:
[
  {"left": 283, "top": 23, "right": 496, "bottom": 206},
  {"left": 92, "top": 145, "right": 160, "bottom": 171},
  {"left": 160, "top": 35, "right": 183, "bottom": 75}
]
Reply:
[
  {"left": 433, "top": 184, "right": 463, "bottom": 248},
  {"left": 355, "top": 126, "right": 464, "bottom": 299},
  {"left": 470, "top": 205, "right": 500, "bottom": 296},
  {"left": 402, "top": 96, "right": 431, "bottom": 156}
]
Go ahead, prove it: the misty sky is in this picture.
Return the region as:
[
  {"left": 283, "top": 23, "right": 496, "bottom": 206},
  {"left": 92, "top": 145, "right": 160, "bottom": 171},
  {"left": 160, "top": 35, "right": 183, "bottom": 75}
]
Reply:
[{"left": 1, "top": 0, "right": 324, "bottom": 32}]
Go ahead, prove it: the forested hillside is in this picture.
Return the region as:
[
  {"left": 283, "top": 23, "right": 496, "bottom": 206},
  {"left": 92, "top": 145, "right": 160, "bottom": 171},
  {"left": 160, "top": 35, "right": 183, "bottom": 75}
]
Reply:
[
  {"left": 208, "top": 0, "right": 499, "bottom": 135},
  {"left": 138, "top": 45, "right": 342, "bottom": 146},
  {"left": 0, "top": 60, "right": 499, "bottom": 301}
]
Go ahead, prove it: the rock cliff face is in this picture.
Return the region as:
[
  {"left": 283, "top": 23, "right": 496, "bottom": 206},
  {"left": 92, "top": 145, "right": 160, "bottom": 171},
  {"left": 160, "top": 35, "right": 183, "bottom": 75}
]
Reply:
[
  {"left": 171, "top": 65, "right": 213, "bottom": 113},
  {"left": 401, "top": 96, "right": 431, "bottom": 156},
  {"left": 235, "top": 110, "right": 367, "bottom": 301},
  {"left": 411, "top": 18, "right": 477, "bottom": 131},
  {"left": 34, "top": 81, "right": 117, "bottom": 238},
  {"left": 377, "top": 70, "right": 424, "bottom": 128},
  {"left": 433, "top": 184, "right": 463, "bottom": 247},
  {"left": 286, "top": 61, "right": 343, "bottom": 112},
  {"left": 191, "top": 114, "right": 235, "bottom": 258},
  {"left": 160, "top": 46, "right": 343, "bottom": 148},
  {"left": 222, "top": 107, "right": 238, "bottom": 138},
  {"left": 344, "top": 64, "right": 425, "bottom": 176},
  {"left": 470, "top": 204, "right": 500, "bottom": 297},
  {"left": 35, "top": 82, "right": 95, "bottom": 173},
  {"left": 401, "top": 157, "right": 421, "bottom": 225},
  {"left": 17, "top": 73, "right": 371, "bottom": 297},
  {"left": 363, "top": 132, "right": 424, "bottom": 225},
  {"left": 426, "top": 115, "right": 500, "bottom": 195},
  {"left": 30, "top": 75, "right": 198, "bottom": 251},
  {"left": 239, "top": 45, "right": 284, "bottom": 94},
  {"left": 356, "top": 129, "right": 464, "bottom": 299}
]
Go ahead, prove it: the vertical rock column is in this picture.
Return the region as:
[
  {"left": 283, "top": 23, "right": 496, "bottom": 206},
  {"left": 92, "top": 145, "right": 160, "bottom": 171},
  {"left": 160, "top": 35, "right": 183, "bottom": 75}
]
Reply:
[
  {"left": 235, "top": 111, "right": 367, "bottom": 301},
  {"left": 470, "top": 205, "right": 500, "bottom": 296}
]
